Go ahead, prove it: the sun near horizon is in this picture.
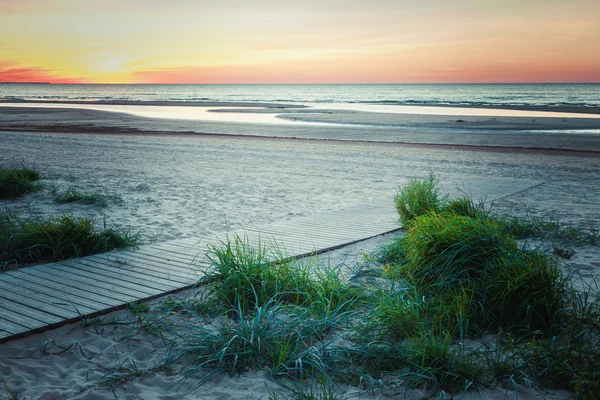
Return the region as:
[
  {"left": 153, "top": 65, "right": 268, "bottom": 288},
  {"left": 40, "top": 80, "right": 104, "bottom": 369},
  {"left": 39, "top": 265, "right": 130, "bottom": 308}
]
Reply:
[{"left": 1, "top": 0, "right": 599, "bottom": 85}]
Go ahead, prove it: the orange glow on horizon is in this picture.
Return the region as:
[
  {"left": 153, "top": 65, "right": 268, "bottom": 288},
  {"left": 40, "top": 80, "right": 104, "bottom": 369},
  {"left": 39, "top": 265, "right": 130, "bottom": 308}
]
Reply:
[
  {"left": 1, "top": 0, "right": 599, "bottom": 84},
  {"left": 0, "top": 63, "right": 83, "bottom": 84}
]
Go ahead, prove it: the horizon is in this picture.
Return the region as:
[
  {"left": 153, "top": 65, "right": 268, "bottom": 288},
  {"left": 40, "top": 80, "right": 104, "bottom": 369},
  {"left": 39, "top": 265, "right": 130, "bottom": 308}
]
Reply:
[
  {"left": 1, "top": 0, "right": 599, "bottom": 85},
  {"left": 2, "top": 82, "right": 600, "bottom": 86}
]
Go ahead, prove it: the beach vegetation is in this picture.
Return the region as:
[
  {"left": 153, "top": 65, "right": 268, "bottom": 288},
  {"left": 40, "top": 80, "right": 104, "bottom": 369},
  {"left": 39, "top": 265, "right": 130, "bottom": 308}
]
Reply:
[
  {"left": 110, "top": 178, "right": 598, "bottom": 398},
  {"left": 394, "top": 173, "right": 445, "bottom": 227},
  {"left": 395, "top": 175, "right": 598, "bottom": 245},
  {"left": 0, "top": 210, "right": 140, "bottom": 270},
  {"left": 0, "top": 167, "right": 43, "bottom": 199},
  {"left": 201, "top": 235, "right": 362, "bottom": 316},
  {"left": 126, "top": 301, "right": 150, "bottom": 315},
  {"left": 54, "top": 189, "right": 124, "bottom": 207}
]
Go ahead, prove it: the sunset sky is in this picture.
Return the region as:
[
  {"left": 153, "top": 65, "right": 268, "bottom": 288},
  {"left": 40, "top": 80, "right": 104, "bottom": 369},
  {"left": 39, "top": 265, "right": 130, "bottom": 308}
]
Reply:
[{"left": 1, "top": 0, "right": 599, "bottom": 84}]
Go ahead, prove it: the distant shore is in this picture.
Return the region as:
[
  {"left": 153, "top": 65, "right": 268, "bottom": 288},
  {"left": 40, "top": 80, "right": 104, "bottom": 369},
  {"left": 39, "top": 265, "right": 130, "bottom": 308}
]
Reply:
[
  {"left": 1, "top": 102, "right": 600, "bottom": 152},
  {"left": 1, "top": 97, "right": 600, "bottom": 114}
]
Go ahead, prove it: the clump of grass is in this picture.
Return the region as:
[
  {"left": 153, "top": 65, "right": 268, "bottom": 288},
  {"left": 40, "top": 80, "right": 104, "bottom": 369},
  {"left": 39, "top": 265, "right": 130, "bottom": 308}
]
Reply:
[
  {"left": 401, "top": 213, "right": 516, "bottom": 287},
  {"left": 382, "top": 212, "right": 566, "bottom": 333},
  {"left": 444, "top": 195, "right": 490, "bottom": 220},
  {"left": 201, "top": 235, "right": 362, "bottom": 315},
  {"left": 366, "top": 176, "right": 599, "bottom": 397},
  {"left": 0, "top": 168, "right": 43, "bottom": 199},
  {"left": 0, "top": 210, "right": 140, "bottom": 269},
  {"left": 54, "top": 189, "right": 123, "bottom": 207},
  {"left": 375, "top": 237, "right": 405, "bottom": 265},
  {"left": 485, "top": 250, "right": 567, "bottom": 331},
  {"left": 394, "top": 175, "right": 598, "bottom": 246},
  {"left": 171, "top": 301, "right": 345, "bottom": 383},
  {"left": 394, "top": 174, "right": 445, "bottom": 227}
]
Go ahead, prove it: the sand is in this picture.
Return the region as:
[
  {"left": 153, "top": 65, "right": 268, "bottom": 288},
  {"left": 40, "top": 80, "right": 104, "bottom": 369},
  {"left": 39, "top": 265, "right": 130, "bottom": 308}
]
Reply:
[
  {"left": 1, "top": 105, "right": 600, "bottom": 152},
  {"left": 0, "top": 104, "right": 599, "bottom": 398},
  {"left": 0, "top": 232, "right": 589, "bottom": 399}
]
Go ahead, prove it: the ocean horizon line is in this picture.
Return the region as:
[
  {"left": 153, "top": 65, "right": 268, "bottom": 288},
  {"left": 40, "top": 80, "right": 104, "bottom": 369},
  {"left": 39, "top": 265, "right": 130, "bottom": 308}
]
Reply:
[{"left": 2, "top": 82, "right": 600, "bottom": 86}]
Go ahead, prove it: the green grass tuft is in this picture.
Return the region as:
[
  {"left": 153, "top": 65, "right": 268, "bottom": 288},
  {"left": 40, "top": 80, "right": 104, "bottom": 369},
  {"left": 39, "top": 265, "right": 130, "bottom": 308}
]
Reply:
[
  {"left": 401, "top": 213, "right": 516, "bottom": 286},
  {"left": 162, "top": 300, "right": 350, "bottom": 384},
  {"left": 0, "top": 168, "right": 43, "bottom": 199},
  {"left": 54, "top": 189, "right": 123, "bottom": 206},
  {"left": 0, "top": 210, "right": 140, "bottom": 269},
  {"left": 394, "top": 174, "right": 445, "bottom": 227},
  {"left": 201, "top": 234, "right": 362, "bottom": 315},
  {"left": 444, "top": 195, "right": 490, "bottom": 220}
]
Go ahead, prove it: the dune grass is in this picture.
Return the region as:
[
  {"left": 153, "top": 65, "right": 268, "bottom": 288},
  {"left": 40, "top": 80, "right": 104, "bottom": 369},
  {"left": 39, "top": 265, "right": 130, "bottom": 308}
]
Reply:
[
  {"left": 54, "top": 189, "right": 124, "bottom": 206},
  {"left": 0, "top": 167, "right": 43, "bottom": 199},
  {"left": 0, "top": 210, "right": 140, "bottom": 270},
  {"left": 377, "top": 176, "right": 600, "bottom": 396},
  {"left": 394, "top": 174, "right": 598, "bottom": 245},
  {"left": 201, "top": 235, "right": 363, "bottom": 316},
  {"left": 100, "top": 176, "right": 599, "bottom": 398},
  {"left": 394, "top": 173, "right": 445, "bottom": 228},
  {"left": 115, "top": 226, "right": 600, "bottom": 398}
]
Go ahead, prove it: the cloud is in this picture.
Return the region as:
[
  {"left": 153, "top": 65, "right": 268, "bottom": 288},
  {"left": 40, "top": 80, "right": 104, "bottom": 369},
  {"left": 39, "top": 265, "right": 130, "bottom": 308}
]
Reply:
[{"left": 0, "top": 62, "right": 83, "bottom": 83}]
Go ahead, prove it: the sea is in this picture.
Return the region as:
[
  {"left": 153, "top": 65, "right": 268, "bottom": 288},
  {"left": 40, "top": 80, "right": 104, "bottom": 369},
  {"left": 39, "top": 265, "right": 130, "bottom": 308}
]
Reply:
[{"left": 1, "top": 83, "right": 599, "bottom": 109}]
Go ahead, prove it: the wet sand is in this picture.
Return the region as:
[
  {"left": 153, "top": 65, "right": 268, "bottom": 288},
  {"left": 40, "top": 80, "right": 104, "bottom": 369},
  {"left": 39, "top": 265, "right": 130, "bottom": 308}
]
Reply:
[{"left": 1, "top": 103, "right": 600, "bottom": 152}]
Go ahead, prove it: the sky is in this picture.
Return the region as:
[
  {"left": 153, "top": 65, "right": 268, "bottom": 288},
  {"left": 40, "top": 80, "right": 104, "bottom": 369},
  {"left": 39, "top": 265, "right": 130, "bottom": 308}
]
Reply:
[{"left": 0, "top": 0, "right": 599, "bottom": 84}]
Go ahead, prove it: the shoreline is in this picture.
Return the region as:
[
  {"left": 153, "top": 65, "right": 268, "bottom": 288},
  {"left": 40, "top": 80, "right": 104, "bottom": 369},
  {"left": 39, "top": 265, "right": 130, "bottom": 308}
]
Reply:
[
  {"left": 1, "top": 98, "right": 600, "bottom": 115},
  {"left": 2, "top": 106, "right": 600, "bottom": 152},
  {"left": 2, "top": 123, "right": 600, "bottom": 157}
]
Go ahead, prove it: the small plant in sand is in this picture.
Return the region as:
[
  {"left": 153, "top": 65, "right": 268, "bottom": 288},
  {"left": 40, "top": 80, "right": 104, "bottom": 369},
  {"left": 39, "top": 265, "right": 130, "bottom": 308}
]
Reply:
[
  {"left": 201, "top": 234, "right": 362, "bottom": 315},
  {"left": 0, "top": 167, "right": 43, "bottom": 199},
  {"left": 54, "top": 189, "right": 124, "bottom": 207},
  {"left": 0, "top": 210, "right": 140, "bottom": 269},
  {"left": 394, "top": 173, "right": 445, "bottom": 227}
]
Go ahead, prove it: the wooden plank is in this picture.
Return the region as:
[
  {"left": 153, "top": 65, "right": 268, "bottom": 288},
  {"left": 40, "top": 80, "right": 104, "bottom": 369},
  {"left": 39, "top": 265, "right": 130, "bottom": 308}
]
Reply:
[
  {"left": 94, "top": 250, "right": 199, "bottom": 273},
  {"left": 148, "top": 242, "right": 205, "bottom": 258},
  {"left": 269, "top": 216, "right": 397, "bottom": 229},
  {"left": 149, "top": 241, "right": 204, "bottom": 254},
  {"left": 160, "top": 240, "right": 206, "bottom": 251},
  {"left": 247, "top": 230, "right": 342, "bottom": 246},
  {"left": 251, "top": 225, "right": 359, "bottom": 240},
  {"left": 0, "top": 305, "right": 58, "bottom": 329},
  {"left": 128, "top": 247, "right": 199, "bottom": 264},
  {"left": 45, "top": 261, "right": 162, "bottom": 297},
  {"left": 254, "top": 222, "right": 365, "bottom": 236},
  {"left": 265, "top": 224, "right": 399, "bottom": 241},
  {"left": 0, "top": 298, "right": 63, "bottom": 325},
  {"left": 15, "top": 267, "right": 142, "bottom": 304},
  {"left": 0, "top": 289, "right": 82, "bottom": 320},
  {"left": 94, "top": 252, "right": 201, "bottom": 281},
  {"left": 0, "top": 316, "right": 29, "bottom": 335},
  {"left": 210, "top": 232, "right": 320, "bottom": 251},
  {"left": 285, "top": 217, "right": 396, "bottom": 229},
  {"left": 80, "top": 254, "right": 197, "bottom": 285},
  {"left": 265, "top": 224, "right": 384, "bottom": 238},
  {"left": 0, "top": 278, "right": 97, "bottom": 315},
  {"left": 5, "top": 271, "right": 123, "bottom": 309},
  {"left": 64, "top": 258, "right": 184, "bottom": 291}
]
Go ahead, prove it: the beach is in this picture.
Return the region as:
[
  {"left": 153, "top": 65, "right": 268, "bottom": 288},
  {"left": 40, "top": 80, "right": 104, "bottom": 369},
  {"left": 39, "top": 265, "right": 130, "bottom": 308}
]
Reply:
[{"left": 1, "top": 101, "right": 599, "bottom": 399}]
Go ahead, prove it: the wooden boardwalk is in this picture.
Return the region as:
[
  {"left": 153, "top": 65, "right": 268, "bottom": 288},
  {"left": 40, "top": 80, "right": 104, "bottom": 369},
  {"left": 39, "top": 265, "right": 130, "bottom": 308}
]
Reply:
[{"left": 0, "top": 201, "right": 400, "bottom": 343}]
